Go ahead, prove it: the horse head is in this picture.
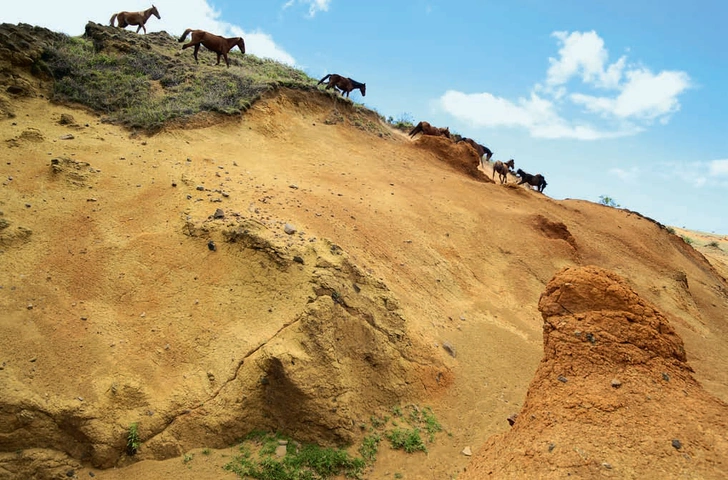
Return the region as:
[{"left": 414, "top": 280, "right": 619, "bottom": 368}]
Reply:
[
  {"left": 506, "top": 159, "right": 515, "bottom": 169},
  {"left": 516, "top": 168, "right": 524, "bottom": 177},
  {"left": 443, "top": 127, "right": 451, "bottom": 139},
  {"left": 360, "top": 83, "right": 366, "bottom": 96},
  {"left": 236, "top": 38, "right": 246, "bottom": 54},
  {"left": 151, "top": 5, "right": 161, "bottom": 19}
]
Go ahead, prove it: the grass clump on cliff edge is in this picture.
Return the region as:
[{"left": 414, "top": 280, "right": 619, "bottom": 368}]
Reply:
[{"left": 37, "top": 24, "right": 317, "bottom": 131}]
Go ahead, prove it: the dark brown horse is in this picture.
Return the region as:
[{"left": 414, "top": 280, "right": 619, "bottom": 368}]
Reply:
[
  {"left": 317, "top": 74, "right": 366, "bottom": 97},
  {"left": 408, "top": 121, "right": 451, "bottom": 139},
  {"left": 109, "top": 5, "right": 160, "bottom": 34},
  {"left": 178, "top": 29, "right": 245, "bottom": 68},
  {"left": 516, "top": 168, "right": 547, "bottom": 192},
  {"left": 458, "top": 137, "right": 493, "bottom": 165},
  {"left": 493, "top": 159, "right": 515, "bottom": 184}
]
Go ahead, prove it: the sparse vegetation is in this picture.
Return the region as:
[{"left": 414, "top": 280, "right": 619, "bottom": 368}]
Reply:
[
  {"left": 386, "top": 428, "right": 427, "bottom": 453},
  {"left": 37, "top": 27, "right": 316, "bottom": 131},
  {"left": 682, "top": 235, "right": 694, "bottom": 245},
  {"left": 126, "top": 423, "right": 140, "bottom": 456},
  {"left": 707, "top": 241, "right": 720, "bottom": 248},
  {"left": 224, "top": 406, "right": 443, "bottom": 479},
  {"left": 598, "top": 195, "right": 620, "bottom": 208},
  {"left": 224, "top": 432, "right": 365, "bottom": 480},
  {"left": 666, "top": 226, "right": 676, "bottom": 234},
  {"left": 358, "top": 434, "right": 381, "bottom": 463},
  {"left": 387, "top": 112, "right": 414, "bottom": 131}
]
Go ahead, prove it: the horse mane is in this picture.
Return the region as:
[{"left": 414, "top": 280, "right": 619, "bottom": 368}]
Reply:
[{"left": 349, "top": 79, "right": 365, "bottom": 88}]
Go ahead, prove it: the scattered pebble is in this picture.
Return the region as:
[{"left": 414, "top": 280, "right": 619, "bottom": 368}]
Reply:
[
  {"left": 442, "top": 341, "right": 456, "bottom": 358},
  {"left": 208, "top": 240, "right": 216, "bottom": 251},
  {"left": 461, "top": 446, "right": 472, "bottom": 456},
  {"left": 213, "top": 208, "right": 224, "bottom": 219},
  {"left": 672, "top": 439, "right": 682, "bottom": 450},
  {"left": 557, "top": 375, "right": 568, "bottom": 383},
  {"left": 284, "top": 223, "right": 297, "bottom": 235},
  {"left": 275, "top": 445, "right": 287, "bottom": 457},
  {"left": 59, "top": 134, "right": 74, "bottom": 140},
  {"left": 611, "top": 379, "right": 622, "bottom": 388}
]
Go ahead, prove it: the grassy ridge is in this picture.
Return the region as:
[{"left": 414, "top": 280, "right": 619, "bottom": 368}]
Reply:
[{"left": 35, "top": 23, "right": 317, "bottom": 131}]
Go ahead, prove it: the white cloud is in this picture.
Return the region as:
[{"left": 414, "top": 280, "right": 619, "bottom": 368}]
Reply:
[
  {"left": 4, "top": 0, "right": 296, "bottom": 65},
  {"left": 547, "top": 31, "right": 626, "bottom": 89},
  {"left": 439, "top": 90, "right": 639, "bottom": 140},
  {"left": 571, "top": 69, "right": 690, "bottom": 121},
  {"left": 439, "top": 30, "right": 690, "bottom": 141},
  {"left": 283, "top": 0, "right": 331, "bottom": 17},
  {"left": 709, "top": 159, "right": 728, "bottom": 176}
]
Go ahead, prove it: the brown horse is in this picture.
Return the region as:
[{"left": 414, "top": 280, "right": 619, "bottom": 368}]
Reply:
[
  {"left": 493, "top": 159, "right": 515, "bottom": 184},
  {"left": 408, "top": 121, "right": 451, "bottom": 139},
  {"left": 178, "top": 29, "right": 245, "bottom": 68},
  {"left": 109, "top": 5, "right": 160, "bottom": 34},
  {"left": 317, "top": 74, "right": 366, "bottom": 97},
  {"left": 516, "top": 168, "right": 547, "bottom": 192},
  {"left": 458, "top": 137, "right": 493, "bottom": 165}
]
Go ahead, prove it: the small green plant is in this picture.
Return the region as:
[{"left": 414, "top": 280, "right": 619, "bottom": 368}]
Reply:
[
  {"left": 126, "top": 423, "right": 140, "bottom": 456},
  {"left": 370, "top": 415, "right": 386, "bottom": 429},
  {"left": 598, "top": 195, "right": 620, "bottom": 208},
  {"left": 386, "top": 428, "right": 427, "bottom": 453},
  {"left": 681, "top": 235, "right": 694, "bottom": 245},
  {"left": 183, "top": 453, "right": 194, "bottom": 464},
  {"left": 394, "top": 473, "right": 403, "bottom": 479},
  {"left": 666, "top": 226, "right": 676, "bottom": 234},
  {"left": 202, "top": 448, "right": 212, "bottom": 455},
  {"left": 359, "top": 433, "right": 381, "bottom": 463},
  {"left": 387, "top": 112, "right": 415, "bottom": 131},
  {"left": 707, "top": 241, "right": 720, "bottom": 248}
]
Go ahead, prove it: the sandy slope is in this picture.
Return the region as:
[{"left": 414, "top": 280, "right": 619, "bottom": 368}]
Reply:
[{"left": 1, "top": 87, "right": 727, "bottom": 479}]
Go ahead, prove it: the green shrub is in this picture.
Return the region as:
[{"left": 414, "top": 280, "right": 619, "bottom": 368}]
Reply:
[{"left": 126, "top": 423, "right": 140, "bottom": 456}]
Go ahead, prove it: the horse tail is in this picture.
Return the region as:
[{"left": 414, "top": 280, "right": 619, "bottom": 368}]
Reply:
[
  {"left": 178, "top": 29, "right": 193, "bottom": 42},
  {"left": 317, "top": 74, "right": 331, "bottom": 85},
  {"left": 109, "top": 13, "right": 118, "bottom": 26}
]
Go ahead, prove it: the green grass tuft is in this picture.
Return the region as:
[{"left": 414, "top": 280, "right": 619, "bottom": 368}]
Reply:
[{"left": 39, "top": 28, "right": 318, "bottom": 131}]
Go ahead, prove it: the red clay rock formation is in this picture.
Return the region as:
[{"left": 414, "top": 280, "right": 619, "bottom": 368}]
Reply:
[{"left": 462, "top": 265, "right": 728, "bottom": 479}]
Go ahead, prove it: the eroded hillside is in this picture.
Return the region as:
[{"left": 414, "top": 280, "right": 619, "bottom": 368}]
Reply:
[{"left": 1, "top": 22, "right": 727, "bottom": 480}]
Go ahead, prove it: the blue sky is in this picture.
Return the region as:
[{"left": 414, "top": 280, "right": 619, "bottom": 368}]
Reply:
[{"left": 7, "top": 1, "right": 728, "bottom": 233}]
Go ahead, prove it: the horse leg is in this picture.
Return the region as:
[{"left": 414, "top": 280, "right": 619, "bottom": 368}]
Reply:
[
  {"left": 193, "top": 44, "right": 200, "bottom": 63},
  {"left": 223, "top": 52, "right": 230, "bottom": 68}
]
